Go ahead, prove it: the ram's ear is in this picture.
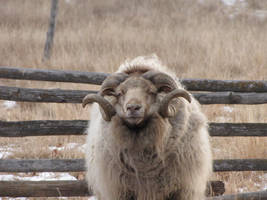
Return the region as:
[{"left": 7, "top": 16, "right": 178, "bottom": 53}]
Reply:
[
  {"left": 100, "top": 73, "right": 129, "bottom": 96},
  {"left": 157, "top": 85, "right": 173, "bottom": 93}
]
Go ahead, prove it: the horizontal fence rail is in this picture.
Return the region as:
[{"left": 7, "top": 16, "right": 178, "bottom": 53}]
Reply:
[
  {"left": 0, "top": 86, "right": 93, "bottom": 104},
  {"left": 0, "top": 180, "right": 91, "bottom": 197},
  {"left": 207, "top": 190, "right": 267, "bottom": 200},
  {"left": 0, "top": 66, "right": 108, "bottom": 85},
  {"left": 0, "top": 159, "right": 84, "bottom": 172},
  {"left": 0, "top": 159, "right": 266, "bottom": 172},
  {"left": 1, "top": 120, "right": 267, "bottom": 137},
  {"left": 1, "top": 66, "right": 267, "bottom": 92},
  {"left": 1, "top": 86, "right": 267, "bottom": 104},
  {"left": 2, "top": 182, "right": 265, "bottom": 199},
  {"left": 209, "top": 123, "right": 267, "bottom": 137},
  {"left": 213, "top": 159, "right": 267, "bottom": 172},
  {"left": 0, "top": 120, "right": 87, "bottom": 137},
  {"left": 0, "top": 180, "right": 225, "bottom": 197},
  {"left": 193, "top": 92, "right": 267, "bottom": 104}
]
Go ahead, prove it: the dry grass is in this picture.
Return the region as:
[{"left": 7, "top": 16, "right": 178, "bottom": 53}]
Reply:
[{"left": 0, "top": 0, "right": 267, "bottom": 198}]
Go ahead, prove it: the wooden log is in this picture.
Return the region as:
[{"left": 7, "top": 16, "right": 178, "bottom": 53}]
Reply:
[
  {"left": 0, "top": 159, "right": 84, "bottom": 172},
  {"left": 1, "top": 86, "right": 267, "bottom": 104},
  {"left": 213, "top": 159, "right": 267, "bottom": 172},
  {"left": 0, "top": 180, "right": 91, "bottom": 197},
  {"left": 208, "top": 123, "right": 267, "bottom": 137},
  {"left": 1, "top": 120, "right": 267, "bottom": 137},
  {"left": 0, "top": 67, "right": 108, "bottom": 85},
  {"left": 207, "top": 190, "right": 267, "bottom": 200},
  {"left": 0, "top": 180, "right": 223, "bottom": 197},
  {"left": 193, "top": 92, "right": 267, "bottom": 104},
  {"left": 182, "top": 79, "right": 267, "bottom": 92},
  {"left": 0, "top": 86, "right": 95, "bottom": 103},
  {"left": 0, "top": 67, "right": 267, "bottom": 92},
  {"left": 43, "top": 0, "right": 58, "bottom": 61},
  {"left": 0, "top": 159, "right": 266, "bottom": 172},
  {"left": 0, "top": 120, "right": 88, "bottom": 137}
]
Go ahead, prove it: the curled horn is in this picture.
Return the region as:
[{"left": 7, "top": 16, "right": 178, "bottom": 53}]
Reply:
[
  {"left": 159, "top": 89, "right": 192, "bottom": 117},
  {"left": 82, "top": 94, "right": 116, "bottom": 121},
  {"left": 82, "top": 73, "right": 128, "bottom": 121},
  {"left": 142, "top": 70, "right": 177, "bottom": 92},
  {"left": 143, "top": 70, "right": 191, "bottom": 117}
]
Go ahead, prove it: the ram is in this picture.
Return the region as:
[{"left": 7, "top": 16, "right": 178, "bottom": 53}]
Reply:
[{"left": 83, "top": 56, "right": 212, "bottom": 200}]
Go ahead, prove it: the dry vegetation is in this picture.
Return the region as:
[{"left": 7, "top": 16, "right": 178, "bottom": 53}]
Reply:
[{"left": 0, "top": 0, "right": 266, "bottom": 198}]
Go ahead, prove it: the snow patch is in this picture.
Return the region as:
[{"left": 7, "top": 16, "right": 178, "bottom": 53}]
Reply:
[
  {"left": 22, "top": 172, "right": 77, "bottom": 181},
  {"left": 79, "top": 144, "right": 86, "bottom": 153},
  {"left": 0, "top": 172, "right": 76, "bottom": 181},
  {"left": 223, "top": 106, "right": 234, "bottom": 113},
  {"left": 3, "top": 100, "right": 16, "bottom": 109},
  {"left": 0, "top": 151, "right": 12, "bottom": 159},
  {"left": 0, "top": 146, "right": 14, "bottom": 159},
  {"left": 238, "top": 186, "right": 248, "bottom": 193},
  {"left": 66, "top": 142, "right": 79, "bottom": 149},
  {"left": 49, "top": 146, "right": 65, "bottom": 151},
  {"left": 49, "top": 143, "right": 85, "bottom": 153},
  {"left": 0, "top": 174, "right": 17, "bottom": 181},
  {"left": 89, "top": 197, "right": 98, "bottom": 200},
  {"left": 221, "top": 0, "right": 236, "bottom": 6},
  {"left": 254, "top": 10, "right": 267, "bottom": 20},
  {"left": 259, "top": 174, "right": 267, "bottom": 190}
]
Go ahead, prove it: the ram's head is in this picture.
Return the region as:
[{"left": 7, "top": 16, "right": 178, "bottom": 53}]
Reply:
[{"left": 83, "top": 70, "right": 191, "bottom": 128}]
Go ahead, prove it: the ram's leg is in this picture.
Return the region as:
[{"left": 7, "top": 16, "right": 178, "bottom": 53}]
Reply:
[
  {"left": 126, "top": 191, "right": 136, "bottom": 200},
  {"left": 118, "top": 190, "right": 136, "bottom": 200},
  {"left": 166, "top": 189, "right": 205, "bottom": 200},
  {"left": 165, "top": 191, "right": 180, "bottom": 200},
  {"left": 127, "top": 195, "right": 137, "bottom": 200}
]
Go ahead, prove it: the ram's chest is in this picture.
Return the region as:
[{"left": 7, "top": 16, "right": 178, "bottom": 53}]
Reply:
[
  {"left": 118, "top": 146, "right": 172, "bottom": 189},
  {"left": 120, "top": 146, "right": 156, "bottom": 170}
]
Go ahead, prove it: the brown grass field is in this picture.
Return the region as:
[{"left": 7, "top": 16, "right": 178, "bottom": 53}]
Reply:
[{"left": 0, "top": 0, "right": 266, "bottom": 199}]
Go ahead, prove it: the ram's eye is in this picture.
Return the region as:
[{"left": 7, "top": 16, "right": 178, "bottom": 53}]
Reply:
[
  {"left": 116, "top": 90, "right": 125, "bottom": 97},
  {"left": 158, "top": 85, "right": 173, "bottom": 93},
  {"left": 102, "top": 88, "right": 117, "bottom": 96},
  {"left": 148, "top": 90, "right": 157, "bottom": 95}
]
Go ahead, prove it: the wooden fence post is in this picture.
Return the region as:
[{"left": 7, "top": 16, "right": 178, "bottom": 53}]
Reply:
[{"left": 43, "top": 0, "right": 59, "bottom": 62}]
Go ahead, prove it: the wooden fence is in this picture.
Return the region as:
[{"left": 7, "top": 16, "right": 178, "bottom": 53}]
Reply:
[{"left": 0, "top": 66, "right": 267, "bottom": 199}]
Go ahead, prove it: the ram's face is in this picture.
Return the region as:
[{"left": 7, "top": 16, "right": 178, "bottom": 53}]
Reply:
[
  {"left": 82, "top": 70, "right": 192, "bottom": 124},
  {"left": 114, "top": 77, "right": 157, "bottom": 127}
]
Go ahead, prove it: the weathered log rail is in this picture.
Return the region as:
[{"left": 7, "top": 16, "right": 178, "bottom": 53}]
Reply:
[
  {"left": 0, "top": 159, "right": 266, "bottom": 172},
  {"left": 1, "top": 66, "right": 267, "bottom": 92},
  {"left": 0, "top": 66, "right": 266, "bottom": 198},
  {"left": 1, "top": 85, "right": 267, "bottom": 104},
  {"left": 0, "top": 180, "right": 266, "bottom": 199},
  {"left": 0, "top": 180, "right": 91, "bottom": 197},
  {"left": 0, "top": 120, "right": 267, "bottom": 137},
  {"left": 0, "top": 180, "right": 225, "bottom": 197},
  {"left": 207, "top": 191, "right": 267, "bottom": 200}
]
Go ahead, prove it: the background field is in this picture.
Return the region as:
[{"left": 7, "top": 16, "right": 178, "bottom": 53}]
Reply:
[{"left": 0, "top": 0, "right": 266, "bottom": 199}]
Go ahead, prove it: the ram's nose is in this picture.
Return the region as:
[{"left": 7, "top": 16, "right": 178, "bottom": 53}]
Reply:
[
  {"left": 125, "top": 103, "right": 144, "bottom": 126},
  {"left": 126, "top": 103, "right": 142, "bottom": 113}
]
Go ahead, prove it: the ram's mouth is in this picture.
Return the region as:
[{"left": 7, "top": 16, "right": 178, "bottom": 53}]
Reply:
[{"left": 123, "top": 116, "right": 148, "bottom": 129}]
